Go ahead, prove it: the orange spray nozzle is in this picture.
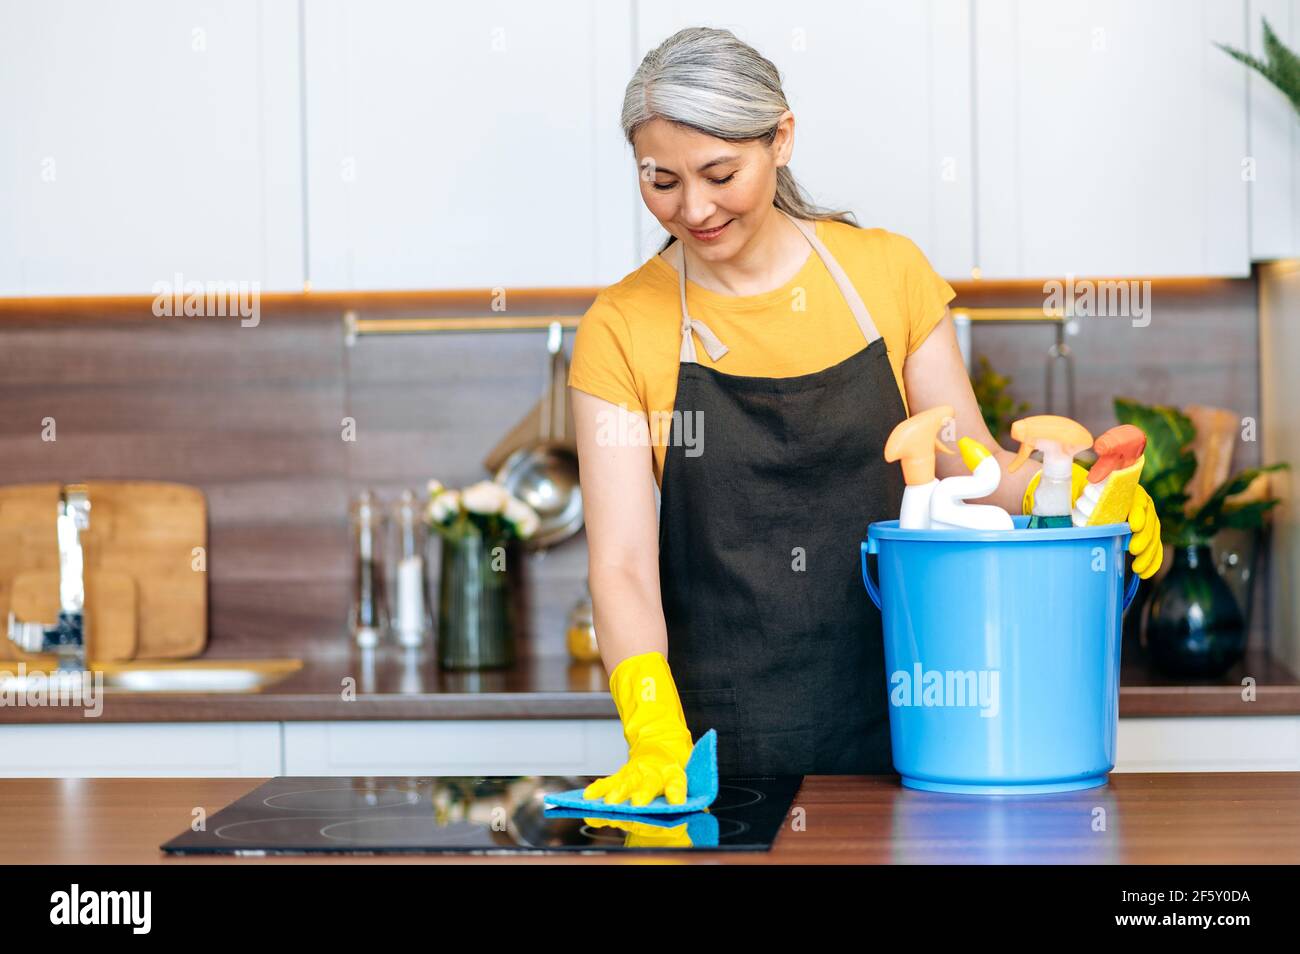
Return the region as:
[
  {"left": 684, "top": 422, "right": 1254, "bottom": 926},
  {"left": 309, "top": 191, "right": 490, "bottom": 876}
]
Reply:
[
  {"left": 885, "top": 405, "right": 956, "bottom": 485},
  {"left": 1089, "top": 424, "right": 1146, "bottom": 482},
  {"left": 1006, "top": 415, "right": 1094, "bottom": 474}
]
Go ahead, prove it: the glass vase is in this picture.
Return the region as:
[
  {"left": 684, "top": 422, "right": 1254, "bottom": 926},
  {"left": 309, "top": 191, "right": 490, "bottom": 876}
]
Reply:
[
  {"left": 436, "top": 529, "right": 515, "bottom": 670},
  {"left": 1145, "top": 543, "right": 1245, "bottom": 678}
]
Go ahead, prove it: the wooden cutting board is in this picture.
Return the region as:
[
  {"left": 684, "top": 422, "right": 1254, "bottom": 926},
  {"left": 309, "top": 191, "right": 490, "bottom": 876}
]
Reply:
[
  {"left": 7, "top": 570, "right": 137, "bottom": 662},
  {"left": 0, "top": 481, "right": 207, "bottom": 661}
]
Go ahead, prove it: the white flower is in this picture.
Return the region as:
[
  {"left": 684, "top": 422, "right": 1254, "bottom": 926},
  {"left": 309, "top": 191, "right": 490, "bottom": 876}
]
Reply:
[
  {"left": 462, "top": 480, "right": 508, "bottom": 515},
  {"left": 427, "top": 478, "right": 445, "bottom": 497},
  {"left": 514, "top": 508, "right": 540, "bottom": 539},
  {"left": 504, "top": 495, "right": 540, "bottom": 539},
  {"left": 429, "top": 489, "right": 461, "bottom": 524}
]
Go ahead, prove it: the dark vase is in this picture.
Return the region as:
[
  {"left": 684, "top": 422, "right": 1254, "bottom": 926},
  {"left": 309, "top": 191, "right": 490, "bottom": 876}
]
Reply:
[
  {"left": 436, "top": 530, "right": 515, "bottom": 670},
  {"left": 1145, "top": 543, "right": 1244, "bottom": 678}
]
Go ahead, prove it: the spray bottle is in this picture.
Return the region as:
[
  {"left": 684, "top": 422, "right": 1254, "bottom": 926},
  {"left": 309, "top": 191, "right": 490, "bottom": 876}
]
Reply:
[
  {"left": 1073, "top": 424, "right": 1146, "bottom": 527},
  {"left": 1006, "top": 415, "right": 1094, "bottom": 529},
  {"left": 930, "top": 438, "right": 1015, "bottom": 531},
  {"left": 884, "top": 405, "right": 956, "bottom": 529}
]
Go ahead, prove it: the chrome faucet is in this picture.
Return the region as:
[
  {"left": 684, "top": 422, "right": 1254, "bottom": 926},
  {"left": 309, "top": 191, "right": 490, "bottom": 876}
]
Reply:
[{"left": 7, "top": 484, "right": 90, "bottom": 672}]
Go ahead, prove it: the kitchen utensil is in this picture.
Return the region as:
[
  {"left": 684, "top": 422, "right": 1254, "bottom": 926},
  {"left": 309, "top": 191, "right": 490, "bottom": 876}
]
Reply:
[
  {"left": 494, "top": 322, "right": 583, "bottom": 549},
  {"left": 1184, "top": 404, "right": 1239, "bottom": 513},
  {"left": 482, "top": 332, "right": 579, "bottom": 474},
  {"left": 0, "top": 481, "right": 207, "bottom": 660},
  {"left": 1045, "top": 320, "right": 1076, "bottom": 417}
]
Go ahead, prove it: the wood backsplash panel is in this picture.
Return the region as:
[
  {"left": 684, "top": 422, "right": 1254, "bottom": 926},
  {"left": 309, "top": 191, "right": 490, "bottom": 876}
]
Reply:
[
  {"left": 0, "top": 308, "right": 351, "bottom": 656},
  {"left": 962, "top": 280, "right": 1260, "bottom": 460},
  {"left": 0, "top": 306, "right": 588, "bottom": 658},
  {"left": 1, "top": 278, "right": 1265, "bottom": 662}
]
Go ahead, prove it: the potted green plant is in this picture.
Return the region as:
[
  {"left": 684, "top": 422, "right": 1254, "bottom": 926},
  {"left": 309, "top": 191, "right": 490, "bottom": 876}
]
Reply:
[
  {"left": 426, "top": 479, "right": 539, "bottom": 670},
  {"left": 1113, "top": 399, "right": 1288, "bottom": 676},
  {"left": 1217, "top": 18, "right": 1300, "bottom": 118},
  {"left": 972, "top": 355, "right": 1030, "bottom": 445}
]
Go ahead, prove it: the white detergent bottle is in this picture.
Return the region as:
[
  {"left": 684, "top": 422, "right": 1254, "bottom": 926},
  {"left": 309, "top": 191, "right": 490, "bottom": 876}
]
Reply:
[
  {"left": 884, "top": 405, "right": 956, "bottom": 530},
  {"left": 929, "top": 438, "right": 1015, "bottom": 531},
  {"left": 1005, "top": 415, "right": 1095, "bottom": 529}
]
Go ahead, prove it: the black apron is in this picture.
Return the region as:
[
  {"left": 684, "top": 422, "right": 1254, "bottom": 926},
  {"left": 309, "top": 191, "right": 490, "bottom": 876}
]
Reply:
[{"left": 659, "top": 208, "right": 907, "bottom": 777}]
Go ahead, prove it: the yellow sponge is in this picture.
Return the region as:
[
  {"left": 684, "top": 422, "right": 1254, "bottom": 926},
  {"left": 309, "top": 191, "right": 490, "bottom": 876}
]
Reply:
[{"left": 1077, "top": 454, "right": 1145, "bottom": 526}]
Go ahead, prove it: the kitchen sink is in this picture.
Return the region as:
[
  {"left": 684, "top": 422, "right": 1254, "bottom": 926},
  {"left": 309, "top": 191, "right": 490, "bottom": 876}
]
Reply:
[{"left": 0, "top": 658, "right": 303, "bottom": 694}]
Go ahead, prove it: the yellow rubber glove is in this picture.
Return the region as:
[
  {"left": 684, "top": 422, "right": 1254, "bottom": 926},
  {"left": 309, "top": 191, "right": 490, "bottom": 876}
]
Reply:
[
  {"left": 581, "top": 816, "right": 695, "bottom": 848},
  {"left": 1126, "top": 483, "right": 1164, "bottom": 579},
  {"left": 583, "top": 651, "right": 693, "bottom": 808},
  {"left": 1023, "top": 463, "right": 1163, "bottom": 579}
]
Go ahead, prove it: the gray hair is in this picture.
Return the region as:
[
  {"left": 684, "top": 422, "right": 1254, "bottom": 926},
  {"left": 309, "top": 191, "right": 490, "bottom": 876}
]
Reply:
[{"left": 622, "top": 26, "right": 859, "bottom": 252}]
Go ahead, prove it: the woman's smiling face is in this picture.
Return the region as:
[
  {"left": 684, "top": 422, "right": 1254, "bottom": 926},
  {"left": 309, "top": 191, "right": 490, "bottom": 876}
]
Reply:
[{"left": 633, "top": 114, "right": 794, "bottom": 259}]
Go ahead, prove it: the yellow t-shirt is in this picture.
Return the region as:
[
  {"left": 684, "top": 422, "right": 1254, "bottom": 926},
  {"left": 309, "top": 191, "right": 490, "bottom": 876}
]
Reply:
[{"left": 568, "top": 218, "right": 956, "bottom": 486}]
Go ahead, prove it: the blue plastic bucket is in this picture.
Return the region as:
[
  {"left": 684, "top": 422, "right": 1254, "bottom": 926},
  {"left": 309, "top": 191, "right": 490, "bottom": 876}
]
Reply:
[{"left": 861, "top": 515, "right": 1139, "bottom": 795}]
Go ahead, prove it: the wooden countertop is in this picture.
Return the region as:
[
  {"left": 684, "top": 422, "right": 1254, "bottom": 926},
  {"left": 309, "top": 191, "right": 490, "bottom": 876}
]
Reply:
[
  {"left": 0, "top": 653, "right": 618, "bottom": 723},
  {"left": 4, "top": 772, "right": 1298, "bottom": 864},
  {"left": 2, "top": 649, "right": 1297, "bottom": 724}
]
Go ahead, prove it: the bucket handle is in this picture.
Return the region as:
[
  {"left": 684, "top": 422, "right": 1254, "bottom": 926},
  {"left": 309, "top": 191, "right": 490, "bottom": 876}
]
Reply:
[
  {"left": 1122, "top": 562, "right": 1140, "bottom": 613},
  {"left": 863, "top": 537, "right": 1141, "bottom": 613},
  {"left": 861, "top": 539, "right": 882, "bottom": 610}
]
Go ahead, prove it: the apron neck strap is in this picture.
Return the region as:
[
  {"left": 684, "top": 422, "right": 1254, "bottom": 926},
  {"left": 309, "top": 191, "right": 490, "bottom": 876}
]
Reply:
[
  {"left": 778, "top": 209, "right": 881, "bottom": 343},
  {"left": 673, "top": 241, "right": 730, "bottom": 364},
  {"left": 675, "top": 208, "right": 882, "bottom": 365}
]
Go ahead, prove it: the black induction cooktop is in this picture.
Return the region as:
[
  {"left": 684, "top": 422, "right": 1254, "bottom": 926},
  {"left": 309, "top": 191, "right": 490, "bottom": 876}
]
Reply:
[{"left": 160, "top": 774, "right": 803, "bottom": 855}]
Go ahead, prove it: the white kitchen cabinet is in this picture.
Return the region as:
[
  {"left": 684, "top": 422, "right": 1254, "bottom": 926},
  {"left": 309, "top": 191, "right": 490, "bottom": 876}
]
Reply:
[
  {"left": 302, "top": 0, "right": 637, "bottom": 290},
  {"left": 282, "top": 719, "right": 626, "bottom": 777},
  {"left": 633, "top": 0, "right": 975, "bottom": 279},
  {"left": 975, "top": 0, "right": 1252, "bottom": 278},
  {"left": 0, "top": 722, "right": 282, "bottom": 778},
  {"left": 1247, "top": 0, "right": 1300, "bottom": 262},
  {"left": 1115, "top": 716, "right": 1300, "bottom": 772},
  {"left": 0, "top": 0, "right": 304, "bottom": 295},
  {"left": 1, "top": 715, "right": 1295, "bottom": 777}
]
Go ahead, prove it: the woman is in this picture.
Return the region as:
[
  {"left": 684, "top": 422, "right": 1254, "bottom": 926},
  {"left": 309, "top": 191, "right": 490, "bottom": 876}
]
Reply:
[{"left": 568, "top": 27, "right": 1160, "bottom": 805}]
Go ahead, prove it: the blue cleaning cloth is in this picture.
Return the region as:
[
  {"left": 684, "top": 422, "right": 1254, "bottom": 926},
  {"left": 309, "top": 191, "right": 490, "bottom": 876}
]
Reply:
[
  {"left": 542, "top": 805, "right": 719, "bottom": 847},
  {"left": 543, "top": 728, "right": 718, "bottom": 815}
]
